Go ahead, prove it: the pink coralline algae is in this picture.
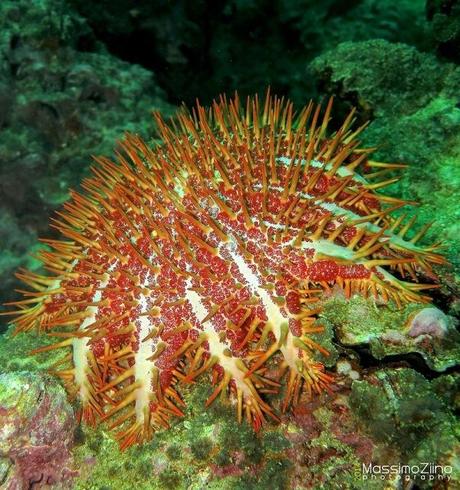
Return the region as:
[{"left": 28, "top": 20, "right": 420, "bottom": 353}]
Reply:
[
  {"left": 0, "top": 371, "right": 77, "bottom": 489},
  {"left": 408, "top": 307, "right": 449, "bottom": 339}
]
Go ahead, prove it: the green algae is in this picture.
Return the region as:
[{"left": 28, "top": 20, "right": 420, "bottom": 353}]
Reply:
[
  {"left": 310, "top": 39, "right": 460, "bottom": 278},
  {"left": 1, "top": 319, "right": 457, "bottom": 489},
  {"left": 0, "top": 325, "right": 68, "bottom": 372},
  {"left": 349, "top": 368, "right": 459, "bottom": 486},
  {"left": 310, "top": 317, "right": 339, "bottom": 368},
  {"left": 287, "top": 404, "right": 384, "bottom": 490},
  {"left": 431, "top": 373, "right": 460, "bottom": 409},
  {"left": 0, "top": 0, "right": 174, "bottom": 311},
  {"left": 320, "top": 295, "right": 460, "bottom": 372},
  {"left": 0, "top": 371, "right": 71, "bottom": 424},
  {"left": 69, "top": 379, "right": 293, "bottom": 490}
]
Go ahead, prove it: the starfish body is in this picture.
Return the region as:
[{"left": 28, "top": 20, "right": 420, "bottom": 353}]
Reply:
[{"left": 5, "top": 93, "right": 445, "bottom": 449}]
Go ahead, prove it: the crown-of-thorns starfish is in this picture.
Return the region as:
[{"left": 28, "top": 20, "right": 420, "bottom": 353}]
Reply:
[{"left": 3, "top": 91, "right": 445, "bottom": 450}]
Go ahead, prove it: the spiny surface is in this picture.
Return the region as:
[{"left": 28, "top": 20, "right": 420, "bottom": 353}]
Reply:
[{"left": 5, "top": 93, "right": 445, "bottom": 449}]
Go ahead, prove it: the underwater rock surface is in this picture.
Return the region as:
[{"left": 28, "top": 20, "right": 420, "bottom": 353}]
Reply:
[
  {"left": 350, "top": 369, "right": 460, "bottom": 481},
  {"left": 0, "top": 371, "right": 77, "bottom": 489},
  {"left": 427, "top": 0, "right": 460, "bottom": 61},
  {"left": 321, "top": 296, "right": 460, "bottom": 372}
]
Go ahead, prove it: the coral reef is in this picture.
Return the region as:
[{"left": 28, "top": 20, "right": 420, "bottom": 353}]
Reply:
[
  {"left": 350, "top": 368, "right": 460, "bottom": 482},
  {"left": 0, "top": 0, "right": 172, "bottom": 312},
  {"left": 67, "top": 0, "right": 432, "bottom": 107},
  {"left": 310, "top": 39, "right": 458, "bottom": 116},
  {"left": 321, "top": 295, "right": 460, "bottom": 371},
  {"left": 0, "top": 1, "right": 459, "bottom": 489},
  {"left": 310, "top": 39, "right": 460, "bottom": 302},
  {"left": 1, "top": 326, "right": 458, "bottom": 489}
]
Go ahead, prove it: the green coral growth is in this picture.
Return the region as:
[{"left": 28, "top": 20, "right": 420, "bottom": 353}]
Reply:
[
  {"left": 69, "top": 378, "right": 294, "bottom": 490},
  {"left": 320, "top": 295, "right": 460, "bottom": 372},
  {"left": 350, "top": 368, "right": 459, "bottom": 481}
]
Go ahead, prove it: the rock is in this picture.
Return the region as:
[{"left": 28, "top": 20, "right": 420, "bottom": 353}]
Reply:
[
  {"left": 321, "top": 296, "right": 460, "bottom": 372},
  {"left": 350, "top": 368, "right": 459, "bottom": 486},
  {"left": 408, "top": 306, "right": 449, "bottom": 338},
  {"left": 0, "top": 371, "right": 77, "bottom": 489},
  {"left": 427, "top": 0, "right": 460, "bottom": 61}
]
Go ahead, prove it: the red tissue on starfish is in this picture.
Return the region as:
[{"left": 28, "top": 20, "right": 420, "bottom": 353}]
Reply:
[{"left": 3, "top": 92, "right": 445, "bottom": 450}]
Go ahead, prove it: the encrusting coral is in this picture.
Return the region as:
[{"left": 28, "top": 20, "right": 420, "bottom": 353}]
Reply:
[{"left": 3, "top": 91, "right": 446, "bottom": 449}]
